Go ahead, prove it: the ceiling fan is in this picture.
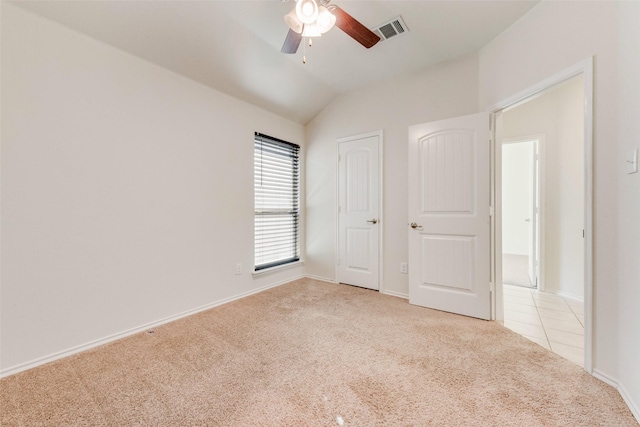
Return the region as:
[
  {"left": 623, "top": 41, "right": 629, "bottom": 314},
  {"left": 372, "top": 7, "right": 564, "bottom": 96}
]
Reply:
[{"left": 281, "top": 0, "right": 380, "bottom": 56}]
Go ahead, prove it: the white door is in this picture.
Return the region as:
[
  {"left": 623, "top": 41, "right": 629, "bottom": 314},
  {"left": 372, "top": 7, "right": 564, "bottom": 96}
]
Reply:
[
  {"left": 337, "top": 134, "right": 380, "bottom": 290},
  {"left": 408, "top": 113, "right": 491, "bottom": 319}
]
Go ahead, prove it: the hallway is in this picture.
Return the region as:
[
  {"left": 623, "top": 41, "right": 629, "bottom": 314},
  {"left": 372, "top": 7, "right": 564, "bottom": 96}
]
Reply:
[{"left": 503, "top": 284, "right": 584, "bottom": 365}]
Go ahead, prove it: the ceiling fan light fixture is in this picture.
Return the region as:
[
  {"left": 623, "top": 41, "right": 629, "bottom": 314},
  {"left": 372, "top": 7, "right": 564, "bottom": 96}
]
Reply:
[
  {"left": 301, "top": 23, "right": 322, "bottom": 38},
  {"left": 296, "top": 0, "right": 319, "bottom": 25},
  {"left": 284, "top": 8, "right": 303, "bottom": 34},
  {"left": 316, "top": 6, "right": 336, "bottom": 34}
]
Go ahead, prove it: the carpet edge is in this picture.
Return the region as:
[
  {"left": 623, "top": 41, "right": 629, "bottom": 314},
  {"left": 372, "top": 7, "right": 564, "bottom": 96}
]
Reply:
[{"left": 0, "top": 275, "right": 304, "bottom": 379}]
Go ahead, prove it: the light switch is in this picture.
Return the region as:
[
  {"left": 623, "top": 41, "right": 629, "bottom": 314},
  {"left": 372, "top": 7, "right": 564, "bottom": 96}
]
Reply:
[{"left": 627, "top": 148, "right": 638, "bottom": 174}]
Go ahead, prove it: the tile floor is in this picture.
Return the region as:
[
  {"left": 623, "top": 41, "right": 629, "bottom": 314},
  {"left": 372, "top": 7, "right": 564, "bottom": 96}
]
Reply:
[{"left": 503, "top": 284, "right": 585, "bottom": 365}]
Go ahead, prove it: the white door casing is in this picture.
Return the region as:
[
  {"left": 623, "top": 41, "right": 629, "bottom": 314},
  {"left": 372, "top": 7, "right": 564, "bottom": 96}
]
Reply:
[
  {"left": 408, "top": 113, "right": 491, "bottom": 320},
  {"left": 489, "top": 58, "right": 594, "bottom": 372},
  {"left": 528, "top": 141, "right": 539, "bottom": 287},
  {"left": 337, "top": 133, "right": 381, "bottom": 290}
]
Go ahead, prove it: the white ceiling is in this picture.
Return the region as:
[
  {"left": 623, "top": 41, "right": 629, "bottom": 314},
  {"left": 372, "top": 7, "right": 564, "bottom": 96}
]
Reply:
[{"left": 11, "top": 0, "right": 538, "bottom": 124}]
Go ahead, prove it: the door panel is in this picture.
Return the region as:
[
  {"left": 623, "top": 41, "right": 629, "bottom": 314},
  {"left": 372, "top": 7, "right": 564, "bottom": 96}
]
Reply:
[
  {"left": 338, "top": 135, "right": 380, "bottom": 290},
  {"left": 420, "top": 234, "right": 475, "bottom": 291},
  {"left": 421, "top": 131, "right": 474, "bottom": 213},
  {"left": 346, "top": 228, "right": 371, "bottom": 270},
  {"left": 409, "top": 113, "right": 490, "bottom": 319}
]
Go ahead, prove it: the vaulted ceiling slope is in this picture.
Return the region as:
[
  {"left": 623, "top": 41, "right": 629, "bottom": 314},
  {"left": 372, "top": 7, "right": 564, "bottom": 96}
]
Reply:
[{"left": 12, "top": 1, "right": 538, "bottom": 124}]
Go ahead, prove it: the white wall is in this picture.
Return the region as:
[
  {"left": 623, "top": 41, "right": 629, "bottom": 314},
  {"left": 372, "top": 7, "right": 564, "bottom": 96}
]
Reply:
[
  {"left": 305, "top": 55, "right": 479, "bottom": 297},
  {"left": 501, "top": 141, "right": 533, "bottom": 256},
  {"left": 0, "top": 4, "right": 305, "bottom": 374},
  {"left": 616, "top": 0, "right": 640, "bottom": 418},
  {"left": 479, "top": 0, "right": 639, "bottom": 417},
  {"left": 502, "top": 79, "right": 584, "bottom": 298}
]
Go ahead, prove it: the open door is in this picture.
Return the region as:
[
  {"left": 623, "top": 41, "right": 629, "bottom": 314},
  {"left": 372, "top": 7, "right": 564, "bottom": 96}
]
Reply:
[{"left": 408, "top": 113, "right": 491, "bottom": 320}]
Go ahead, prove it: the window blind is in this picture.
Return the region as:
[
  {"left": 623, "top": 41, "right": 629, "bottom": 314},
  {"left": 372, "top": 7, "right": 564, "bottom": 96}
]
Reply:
[{"left": 254, "top": 133, "right": 300, "bottom": 271}]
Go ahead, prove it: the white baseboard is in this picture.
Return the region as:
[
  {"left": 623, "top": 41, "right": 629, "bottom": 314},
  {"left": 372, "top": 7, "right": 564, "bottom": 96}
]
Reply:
[
  {"left": 555, "top": 291, "right": 584, "bottom": 302},
  {"left": 381, "top": 289, "right": 409, "bottom": 300},
  {"left": 618, "top": 382, "right": 640, "bottom": 424},
  {"left": 592, "top": 369, "right": 618, "bottom": 388},
  {"left": 0, "top": 275, "right": 303, "bottom": 379},
  {"left": 304, "top": 274, "right": 337, "bottom": 284},
  {"left": 537, "top": 288, "right": 584, "bottom": 302},
  {"left": 593, "top": 369, "right": 640, "bottom": 423}
]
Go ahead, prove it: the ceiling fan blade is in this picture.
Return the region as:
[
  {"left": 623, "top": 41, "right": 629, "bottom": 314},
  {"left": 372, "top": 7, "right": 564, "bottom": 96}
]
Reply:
[
  {"left": 329, "top": 5, "right": 380, "bottom": 49},
  {"left": 281, "top": 28, "right": 302, "bottom": 54}
]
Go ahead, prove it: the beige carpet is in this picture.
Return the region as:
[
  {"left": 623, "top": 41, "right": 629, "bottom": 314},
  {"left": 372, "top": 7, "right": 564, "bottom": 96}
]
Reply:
[
  {"left": 503, "top": 253, "right": 535, "bottom": 288},
  {"left": 1, "top": 279, "right": 636, "bottom": 426}
]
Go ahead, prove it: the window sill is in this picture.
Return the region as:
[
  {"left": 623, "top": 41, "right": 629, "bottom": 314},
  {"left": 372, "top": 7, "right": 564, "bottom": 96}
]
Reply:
[{"left": 252, "top": 260, "right": 305, "bottom": 277}]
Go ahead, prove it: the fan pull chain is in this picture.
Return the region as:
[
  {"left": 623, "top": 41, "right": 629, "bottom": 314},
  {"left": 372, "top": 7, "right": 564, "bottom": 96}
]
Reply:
[{"left": 302, "top": 37, "right": 307, "bottom": 64}]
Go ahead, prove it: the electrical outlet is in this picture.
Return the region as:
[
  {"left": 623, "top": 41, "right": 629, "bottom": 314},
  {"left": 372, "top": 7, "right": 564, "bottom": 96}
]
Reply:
[
  {"left": 235, "top": 263, "right": 242, "bottom": 275},
  {"left": 400, "top": 262, "right": 408, "bottom": 274}
]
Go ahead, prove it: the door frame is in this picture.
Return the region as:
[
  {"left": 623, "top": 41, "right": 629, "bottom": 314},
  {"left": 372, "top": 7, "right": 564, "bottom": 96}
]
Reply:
[
  {"left": 501, "top": 135, "right": 546, "bottom": 291},
  {"left": 488, "top": 57, "right": 594, "bottom": 373},
  {"left": 335, "top": 130, "right": 384, "bottom": 291}
]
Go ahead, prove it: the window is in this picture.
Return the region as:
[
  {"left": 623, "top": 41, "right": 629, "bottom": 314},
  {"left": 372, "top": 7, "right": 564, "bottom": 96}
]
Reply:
[{"left": 254, "top": 133, "right": 300, "bottom": 271}]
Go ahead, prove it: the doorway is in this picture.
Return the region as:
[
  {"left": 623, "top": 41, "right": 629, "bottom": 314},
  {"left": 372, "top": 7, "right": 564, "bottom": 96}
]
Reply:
[
  {"left": 336, "top": 131, "right": 382, "bottom": 291},
  {"left": 494, "top": 71, "right": 589, "bottom": 368},
  {"left": 502, "top": 137, "right": 541, "bottom": 290}
]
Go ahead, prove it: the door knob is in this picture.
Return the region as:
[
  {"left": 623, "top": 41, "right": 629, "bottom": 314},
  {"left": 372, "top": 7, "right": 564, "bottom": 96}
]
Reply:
[
  {"left": 410, "top": 222, "right": 423, "bottom": 230},
  {"left": 525, "top": 218, "right": 531, "bottom": 222},
  {"left": 367, "top": 219, "right": 378, "bottom": 224}
]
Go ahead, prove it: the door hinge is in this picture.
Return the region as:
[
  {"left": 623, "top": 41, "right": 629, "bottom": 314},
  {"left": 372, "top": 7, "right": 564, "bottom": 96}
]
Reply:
[
  {"left": 338, "top": 154, "right": 341, "bottom": 162},
  {"left": 489, "top": 206, "right": 495, "bottom": 217},
  {"left": 490, "top": 282, "right": 495, "bottom": 292}
]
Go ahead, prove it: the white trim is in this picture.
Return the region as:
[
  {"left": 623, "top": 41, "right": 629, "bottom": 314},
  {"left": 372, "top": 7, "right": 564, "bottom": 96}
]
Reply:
[
  {"left": 582, "top": 57, "right": 594, "bottom": 375},
  {"left": 619, "top": 382, "right": 640, "bottom": 424},
  {"left": 381, "top": 290, "right": 409, "bottom": 300},
  {"left": 488, "top": 57, "right": 594, "bottom": 373},
  {"left": 0, "top": 276, "right": 303, "bottom": 379},
  {"left": 486, "top": 59, "right": 593, "bottom": 113},
  {"left": 305, "top": 274, "right": 337, "bottom": 284},
  {"left": 491, "top": 112, "right": 501, "bottom": 321},
  {"left": 539, "top": 289, "right": 584, "bottom": 303},
  {"left": 592, "top": 370, "right": 640, "bottom": 423},
  {"left": 592, "top": 369, "right": 618, "bottom": 388},
  {"left": 335, "top": 130, "right": 384, "bottom": 292},
  {"left": 336, "top": 130, "right": 384, "bottom": 145},
  {"left": 252, "top": 260, "right": 305, "bottom": 276}
]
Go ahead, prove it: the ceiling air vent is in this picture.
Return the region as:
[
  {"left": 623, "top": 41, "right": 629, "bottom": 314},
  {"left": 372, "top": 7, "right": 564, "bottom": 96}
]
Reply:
[{"left": 372, "top": 16, "right": 408, "bottom": 42}]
